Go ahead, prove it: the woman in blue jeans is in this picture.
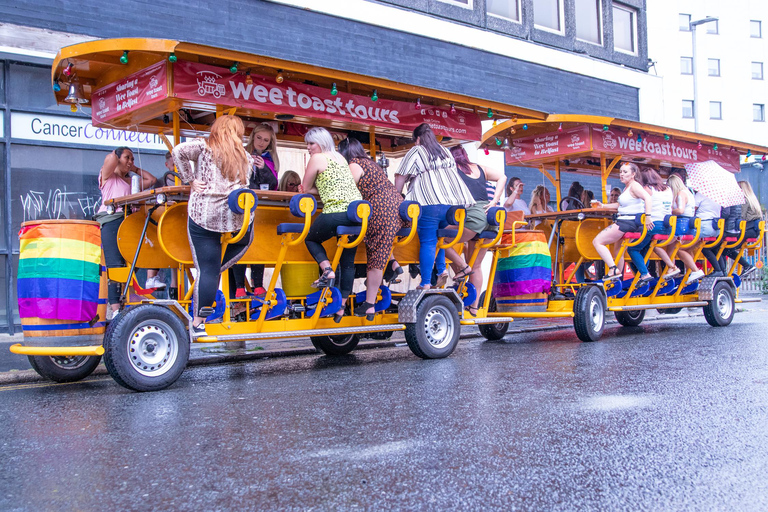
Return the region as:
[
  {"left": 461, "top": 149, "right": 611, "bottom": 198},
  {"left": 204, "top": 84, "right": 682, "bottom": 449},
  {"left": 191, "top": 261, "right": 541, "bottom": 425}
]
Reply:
[{"left": 394, "top": 124, "right": 475, "bottom": 289}]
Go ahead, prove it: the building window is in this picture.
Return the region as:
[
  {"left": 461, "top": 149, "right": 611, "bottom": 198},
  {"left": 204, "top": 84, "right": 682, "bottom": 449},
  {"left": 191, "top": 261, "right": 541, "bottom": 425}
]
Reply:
[
  {"left": 753, "top": 62, "right": 764, "bottom": 80},
  {"left": 575, "top": 0, "right": 602, "bottom": 44},
  {"left": 751, "top": 20, "right": 762, "bottom": 38},
  {"left": 706, "top": 18, "right": 719, "bottom": 34},
  {"left": 487, "top": 0, "right": 520, "bottom": 22},
  {"left": 710, "top": 101, "right": 722, "bottom": 120},
  {"left": 533, "top": 0, "right": 563, "bottom": 33},
  {"left": 614, "top": 4, "right": 637, "bottom": 54},
  {"left": 707, "top": 58, "right": 720, "bottom": 77},
  {"left": 755, "top": 104, "right": 766, "bottom": 122},
  {"left": 437, "top": 0, "right": 472, "bottom": 6},
  {"left": 682, "top": 100, "right": 694, "bottom": 119},
  {"left": 679, "top": 13, "right": 691, "bottom": 31},
  {"left": 680, "top": 57, "right": 693, "bottom": 75}
]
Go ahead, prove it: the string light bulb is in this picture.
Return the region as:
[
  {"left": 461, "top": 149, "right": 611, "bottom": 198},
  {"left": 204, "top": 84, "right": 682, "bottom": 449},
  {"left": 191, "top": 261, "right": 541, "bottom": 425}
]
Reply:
[
  {"left": 747, "top": 149, "right": 752, "bottom": 158},
  {"left": 697, "top": 141, "right": 702, "bottom": 149},
  {"left": 495, "top": 137, "right": 502, "bottom": 146},
  {"left": 484, "top": 148, "right": 490, "bottom": 155},
  {"left": 664, "top": 134, "right": 670, "bottom": 141},
  {"left": 53, "top": 80, "right": 61, "bottom": 92},
  {"left": 512, "top": 115, "right": 518, "bottom": 123},
  {"left": 502, "top": 138, "right": 511, "bottom": 150},
  {"left": 510, "top": 127, "right": 516, "bottom": 134},
  {"left": 229, "top": 62, "right": 239, "bottom": 73},
  {"left": 63, "top": 63, "right": 73, "bottom": 76},
  {"left": 713, "top": 143, "right": 718, "bottom": 151},
  {"left": 492, "top": 119, "right": 497, "bottom": 127},
  {"left": 331, "top": 83, "right": 338, "bottom": 96},
  {"left": 371, "top": 89, "right": 378, "bottom": 102},
  {"left": 415, "top": 97, "right": 421, "bottom": 109},
  {"left": 603, "top": 125, "right": 609, "bottom": 131},
  {"left": 168, "top": 53, "right": 177, "bottom": 63},
  {"left": 487, "top": 108, "right": 493, "bottom": 119},
  {"left": 70, "top": 104, "right": 77, "bottom": 113},
  {"left": 450, "top": 103, "right": 456, "bottom": 114},
  {"left": 276, "top": 71, "right": 284, "bottom": 83},
  {"left": 558, "top": 123, "right": 563, "bottom": 132},
  {"left": 245, "top": 71, "right": 253, "bottom": 85},
  {"left": 637, "top": 133, "right": 642, "bottom": 143},
  {"left": 628, "top": 129, "right": 633, "bottom": 137},
  {"left": 120, "top": 51, "right": 129, "bottom": 65},
  {"left": 522, "top": 124, "right": 529, "bottom": 130}
]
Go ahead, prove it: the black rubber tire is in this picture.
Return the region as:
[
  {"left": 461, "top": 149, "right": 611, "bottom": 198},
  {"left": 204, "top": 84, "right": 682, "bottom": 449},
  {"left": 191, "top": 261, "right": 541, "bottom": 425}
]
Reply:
[
  {"left": 404, "top": 295, "right": 461, "bottom": 359},
  {"left": 310, "top": 334, "right": 360, "bottom": 355},
  {"left": 367, "top": 331, "right": 394, "bottom": 341},
  {"left": 103, "top": 304, "right": 189, "bottom": 392},
  {"left": 27, "top": 354, "right": 101, "bottom": 383},
  {"left": 477, "top": 291, "right": 509, "bottom": 341},
  {"left": 573, "top": 286, "right": 606, "bottom": 342},
  {"left": 703, "top": 282, "right": 735, "bottom": 327},
  {"left": 657, "top": 307, "right": 683, "bottom": 315},
  {"left": 614, "top": 309, "right": 645, "bottom": 327}
]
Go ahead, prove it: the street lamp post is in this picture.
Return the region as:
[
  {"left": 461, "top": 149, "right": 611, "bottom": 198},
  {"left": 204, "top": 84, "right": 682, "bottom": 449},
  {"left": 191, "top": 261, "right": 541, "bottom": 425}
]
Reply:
[{"left": 690, "top": 16, "right": 718, "bottom": 133}]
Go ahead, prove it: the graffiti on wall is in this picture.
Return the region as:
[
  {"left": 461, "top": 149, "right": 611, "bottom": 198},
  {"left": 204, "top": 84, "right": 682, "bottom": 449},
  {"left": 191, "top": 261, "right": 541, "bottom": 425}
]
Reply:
[{"left": 19, "top": 187, "right": 102, "bottom": 223}]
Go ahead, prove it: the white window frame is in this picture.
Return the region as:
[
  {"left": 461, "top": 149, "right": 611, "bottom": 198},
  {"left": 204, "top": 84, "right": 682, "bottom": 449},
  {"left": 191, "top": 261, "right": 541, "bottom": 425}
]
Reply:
[
  {"left": 682, "top": 100, "right": 694, "bottom": 119},
  {"left": 487, "top": 0, "right": 522, "bottom": 23},
  {"left": 753, "top": 62, "right": 764, "bottom": 80},
  {"left": 437, "top": 0, "right": 474, "bottom": 8},
  {"left": 679, "top": 13, "right": 691, "bottom": 31},
  {"left": 751, "top": 20, "right": 762, "bottom": 38},
  {"left": 707, "top": 58, "right": 720, "bottom": 77},
  {"left": 680, "top": 57, "right": 693, "bottom": 75},
  {"left": 754, "top": 104, "right": 766, "bottom": 122},
  {"left": 575, "top": 0, "right": 603, "bottom": 45},
  {"left": 709, "top": 101, "right": 722, "bottom": 120},
  {"left": 613, "top": 4, "right": 638, "bottom": 55},
  {"left": 533, "top": 0, "right": 565, "bottom": 35},
  {"left": 706, "top": 18, "right": 719, "bottom": 34}
]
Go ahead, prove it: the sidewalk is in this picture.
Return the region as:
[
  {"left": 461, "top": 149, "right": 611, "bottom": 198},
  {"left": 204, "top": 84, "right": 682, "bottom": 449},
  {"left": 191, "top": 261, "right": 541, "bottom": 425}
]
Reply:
[{"left": 1, "top": 292, "right": 763, "bottom": 385}]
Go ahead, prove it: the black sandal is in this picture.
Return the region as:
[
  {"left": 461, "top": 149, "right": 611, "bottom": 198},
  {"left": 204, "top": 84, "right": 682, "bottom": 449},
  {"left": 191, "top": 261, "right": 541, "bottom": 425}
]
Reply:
[
  {"left": 354, "top": 301, "right": 375, "bottom": 321},
  {"left": 388, "top": 264, "right": 404, "bottom": 285},
  {"left": 464, "top": 306, "right": 478, "bottom": 318},
  {"left": 454, "top": 265, "right": 473, "bottom": 281},
  {"left": 311, "top": 267, "right": 335, "bottom": 289},
  {"left": 602, "top": 266, "right": 622, "bottom": 281},
  {"left": 333, "top": 310, "right": 344, "bottom": 323}
]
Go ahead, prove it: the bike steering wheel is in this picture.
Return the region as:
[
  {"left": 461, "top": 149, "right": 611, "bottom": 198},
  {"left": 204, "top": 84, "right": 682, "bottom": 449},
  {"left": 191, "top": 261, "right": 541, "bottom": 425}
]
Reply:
[{"left": 559, "top": 196, "right": 585, "bottom": 210}]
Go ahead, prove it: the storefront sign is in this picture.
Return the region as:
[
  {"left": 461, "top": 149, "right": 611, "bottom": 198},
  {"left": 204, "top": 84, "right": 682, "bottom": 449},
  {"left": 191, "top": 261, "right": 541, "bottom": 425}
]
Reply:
[
  {"left": 91, "top": 61, "right": 168, "bottom": 124},
  {"left": 505, "top": 125, "right": 591, "bottom": 163},
  {"left": 11, "top": 112, "right": 169, "bottom": 151},
  {"left": 590, "top": 127, "right": 740, "bottom": 172},
  {"left": 172, "top": 61, "right": 482, "bottom": 140}
]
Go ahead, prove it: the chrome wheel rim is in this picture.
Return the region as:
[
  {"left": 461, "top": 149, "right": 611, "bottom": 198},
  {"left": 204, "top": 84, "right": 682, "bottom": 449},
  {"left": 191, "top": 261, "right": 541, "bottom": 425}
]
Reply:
[
  {"left": 590, "top": 297, "right": 604, "bottom": 331},
  {"left": 50, "top": 355, "right": 91, "bottom": 369},
  {"left": 127, "top": 320, "right": 178, "bottom": 377},
  {"left": 423, "top": 304, "right": 455, "bottom": 349},
  {"left": 716, "top": 289, "right": 732, "bottom": 319}
]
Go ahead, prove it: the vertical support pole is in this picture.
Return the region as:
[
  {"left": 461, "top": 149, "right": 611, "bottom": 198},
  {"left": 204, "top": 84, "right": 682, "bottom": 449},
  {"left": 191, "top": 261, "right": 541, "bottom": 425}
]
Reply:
[
  {"left": 600, "top": 154, "right": 608, "bottom": 203},
  {"left": 369, "top": 127, "right": 376, "bottom": 159},
  {"left": 554, "top": 161, "right": 562, "bottom": 211}
]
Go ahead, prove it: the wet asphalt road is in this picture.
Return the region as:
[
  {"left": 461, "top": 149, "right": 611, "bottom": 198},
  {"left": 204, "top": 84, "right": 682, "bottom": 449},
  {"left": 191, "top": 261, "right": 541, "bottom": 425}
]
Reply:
[{"left": 2, "top": 309, "right": 768, "bottom": 511}]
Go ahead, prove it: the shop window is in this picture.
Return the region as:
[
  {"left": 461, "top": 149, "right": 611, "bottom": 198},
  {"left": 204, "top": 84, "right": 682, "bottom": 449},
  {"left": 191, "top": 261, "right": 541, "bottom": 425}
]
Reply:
[
  {"left": 753, "top": 62, "right": 764, "bottom": 80},
  {"left": 679, "top": 13, "right": 691, "bottom": 31},
  {"left": 533, "top": 0, "right": 563, "bottom": 33},
  {"left": 680, "top": 57, "right": 693, "bottom": 75},
  {"left": 614, "top": 4, "right": 637, "bottom": 54},
  {"left": 9, "top": 63, "right": 74, "bottom": 113},
  {"left": 487, "top": 0, "right": 520, "bottom": 22},
  {"left": 10, "top": 144, "right": 164, "bottom": 251},
  {"left": 682, "top": 100, "right": 694, "bottom": 119},
  {"left": 575, "top": 0, "right": 602, "bottom": 45},
  {"left": 709, "top": 101, "right": 722, "bottom": 120},
  {"left": 707, "top": 58, "right": 720, "bottom": 77}
]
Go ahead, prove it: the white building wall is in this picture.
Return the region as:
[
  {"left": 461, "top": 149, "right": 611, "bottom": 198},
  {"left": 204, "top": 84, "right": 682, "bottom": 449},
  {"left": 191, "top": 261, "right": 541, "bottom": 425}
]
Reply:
[{"left": 646, "top": 0, "right": 768, "bottom": 146}]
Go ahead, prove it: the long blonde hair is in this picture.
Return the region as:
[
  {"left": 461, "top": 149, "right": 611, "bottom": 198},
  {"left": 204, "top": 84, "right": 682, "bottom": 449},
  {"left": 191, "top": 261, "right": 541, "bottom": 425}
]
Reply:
[
  {"left": 739, "top": 180, "right": 761, "bottom": 214},
  {"left": 529, "top": 185, "right": 550, "bottom": 214},
  {"left": 207, "top": 115, "right": 249, "bottom": 184},
  {"left": 667, "top": 174, "right": 687, "bottom": 199},
  {"left": 246, "top": 123, "right": 281, "bottom": 174}
]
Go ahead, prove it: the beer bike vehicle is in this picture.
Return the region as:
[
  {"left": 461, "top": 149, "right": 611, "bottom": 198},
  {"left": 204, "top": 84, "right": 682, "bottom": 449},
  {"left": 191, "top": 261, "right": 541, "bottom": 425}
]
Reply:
[
  {"left": 479, "top": 115, "right": 767, "bottom": 342},
  {"left": 11, "top": 38, "right": 547, "bottom": 391}
]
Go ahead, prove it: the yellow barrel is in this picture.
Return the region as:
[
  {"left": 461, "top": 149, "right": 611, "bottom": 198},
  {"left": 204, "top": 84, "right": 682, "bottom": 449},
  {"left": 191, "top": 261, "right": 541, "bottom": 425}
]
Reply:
[
  {"left": 18, "top": 220, "right": 107, "bottom": 337},
  {"left": 280, "top": 263, "right": 319, "bottom": 297}
]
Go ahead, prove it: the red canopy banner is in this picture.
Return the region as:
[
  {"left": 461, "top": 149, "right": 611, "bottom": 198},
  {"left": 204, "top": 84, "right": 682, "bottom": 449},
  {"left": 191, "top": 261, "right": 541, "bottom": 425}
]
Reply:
[
  {"left": 505, "top": 125, "right": 592, "bottom": 164},
  {"left": 172, "top": 61, "right": 482, "bottom": 140},
  {"left": 590, "top": 127, "right": 740, "bottom": 172},
  {"left": 91, "top": 61, "right": 168, "bottom": 124}
]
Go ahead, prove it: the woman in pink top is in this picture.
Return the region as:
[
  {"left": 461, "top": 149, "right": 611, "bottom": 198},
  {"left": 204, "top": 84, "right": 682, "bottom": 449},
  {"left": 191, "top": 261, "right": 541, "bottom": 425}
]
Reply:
[{"left": 98, "top": 147, "right": 157, "bottom": 314}]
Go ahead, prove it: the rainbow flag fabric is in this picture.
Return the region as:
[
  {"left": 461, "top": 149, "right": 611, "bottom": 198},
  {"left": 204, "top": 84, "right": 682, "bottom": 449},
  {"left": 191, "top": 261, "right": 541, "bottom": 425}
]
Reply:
[
  {"left": 493, "top": 231, "right": 552, "bottom": 297},
  {"left": 17, "top": 222, "right": 102, "bottom": 322}
]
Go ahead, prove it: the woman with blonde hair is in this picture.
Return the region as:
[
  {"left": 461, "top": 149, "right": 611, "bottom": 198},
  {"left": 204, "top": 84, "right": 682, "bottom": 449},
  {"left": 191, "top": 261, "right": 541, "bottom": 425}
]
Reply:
[
  {"left": 665, "top": 174, "right": 699, "bottom": 280},
  {"left": 245, "top": 123, "right": 280, "bottom": 191},
  {"left": 278, "top": 170, "right": 301, "bottom": 192},
  {"left": 529, "top": 185, "right": 553, "bottom": 215},
  {"left": 173, "top": 115, "right": 255, "bottom": 335},
  {"left": 722, "top": 180, "right": 763, "bottom": 277}
]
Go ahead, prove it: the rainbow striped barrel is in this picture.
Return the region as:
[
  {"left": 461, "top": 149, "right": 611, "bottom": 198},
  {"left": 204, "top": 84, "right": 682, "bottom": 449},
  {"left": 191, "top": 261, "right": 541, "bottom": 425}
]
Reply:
[
  {"left": 17, "top": 220, "right": 107, "bottom": 338},
  {"left": 493, "top": 230, "right": 551, "bottom": 312}
]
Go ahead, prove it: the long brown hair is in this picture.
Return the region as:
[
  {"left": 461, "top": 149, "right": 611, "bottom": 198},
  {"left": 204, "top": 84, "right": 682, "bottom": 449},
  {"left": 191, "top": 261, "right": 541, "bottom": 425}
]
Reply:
[
  {"left": 207, "top": 115, "right": 249, "bottom": 184},
  {"left": 246, "top": 123, "right": 281, "bottom": 173},
  {"left": 639, "top": 167, "right": 667, "bottom": 192}
]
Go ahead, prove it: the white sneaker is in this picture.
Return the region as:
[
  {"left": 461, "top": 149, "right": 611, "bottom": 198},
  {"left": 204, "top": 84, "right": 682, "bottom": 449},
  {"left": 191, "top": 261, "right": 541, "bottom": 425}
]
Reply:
[
  {"left": 145, "top": 276, "right": 166, "bottom": 289},
  {"left": 663, "top": 267, "right": 681, "bottom": 280},
  {"left": 685, "top": 270, "right": 705, "bottom": 284}
]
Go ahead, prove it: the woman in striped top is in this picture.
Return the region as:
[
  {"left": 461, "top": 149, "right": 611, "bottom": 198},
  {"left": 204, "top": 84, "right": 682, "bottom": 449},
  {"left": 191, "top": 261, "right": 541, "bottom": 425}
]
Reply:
[{"left": 395, "top": 124, "right": 475, "bottom": 289}]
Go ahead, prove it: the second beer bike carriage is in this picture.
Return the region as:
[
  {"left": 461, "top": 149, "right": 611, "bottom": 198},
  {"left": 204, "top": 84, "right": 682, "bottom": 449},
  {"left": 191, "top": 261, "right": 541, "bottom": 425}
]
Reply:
[
  {"left": 480, "top": 115, "right": 767, "bottom": 342},
  {"left": 11, "top": 38, "right": 548, "bottom": 391}
]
